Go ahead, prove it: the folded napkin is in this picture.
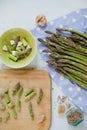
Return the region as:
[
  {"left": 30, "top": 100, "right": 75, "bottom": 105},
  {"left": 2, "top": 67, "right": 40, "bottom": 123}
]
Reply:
[{"left": 31, "top": 8, "right": 87, "bottom": 113}]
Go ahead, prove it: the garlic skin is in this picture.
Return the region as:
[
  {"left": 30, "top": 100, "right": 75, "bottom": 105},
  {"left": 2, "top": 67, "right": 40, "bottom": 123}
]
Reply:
[
  {"left": 35, "top": 15, "right": 47, "bottom": 27},
  {"left": 58, "top": 104, "right": 65, "bottom": 114},
  {"left": 38, "top": 114, "right": 46, "bottom": 123}
]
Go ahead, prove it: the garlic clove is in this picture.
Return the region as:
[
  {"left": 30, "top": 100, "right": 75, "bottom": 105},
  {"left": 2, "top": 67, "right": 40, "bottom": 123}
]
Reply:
[
  {"left": 35, "top": 15, "right": 47, "bottom": 27},
  {"left": 38, "top": 114, "right": 46, "bottom": 123}
]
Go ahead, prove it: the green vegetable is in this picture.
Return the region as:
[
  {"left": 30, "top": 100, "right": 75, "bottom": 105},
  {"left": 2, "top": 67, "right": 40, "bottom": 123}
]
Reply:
[
  {"left": 21, "top": 38, "right": 28, "bottom": 46},
  {"left": 2, "top": 36, "right": 32, "bottom": 62},
  {"left": 56, "top": 28, "right": 87, "bottom": 39},
  {"left": 17, "top": 87, "right": 23, "bottom": 98},
  {"left": 7, "top": 102, "right": 14, "bottom": 109},
  {"left": 0, "top": 102, "right": 6, "bottom": 111},
  {"left": 11, "top": 89, "right": 16, "bottom": 96},
  {"left": 24, "top": 89, "right": 34, "bottom": 97},
  {"left": 38, "top": 28, "right": 87, "bottom": 89},
  {"left": 12, "top": 109, "right": 17, "bottom": 119},
  {"left": 11, "top": 82, "right": 20, "bottom": 96},
  {"left": 8, "top": 54, "right": 18, "bottom": 61},
  {"left": 25, "top": 91, "right": 36, "bottom": 101},
  {"left": 3, "top": 112, "right": 10, "bottom": 122},
  {"left": 15, "top": 82, "right": 21, "bottom": 90},
  {"left": 4, "top": 93, "right": 10, "bottom": 104},
  {"left": 17, "top": 99, "right": 21, "bottom": 112},
  {"left": 16, "top": 46, "right": 32, "bottom": 56},
  {"left": 16, "top": 46, "right": 22, "bottom": 52},
  {"left": 37, "top": 88, "right": 43, "bottom": 105},
  {"left": 28, "top": 102, "right": 34, "bottom": 120}
]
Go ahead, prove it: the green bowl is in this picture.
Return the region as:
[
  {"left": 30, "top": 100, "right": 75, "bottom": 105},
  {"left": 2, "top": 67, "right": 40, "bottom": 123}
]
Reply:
[{"left": 0, "top": 28, "right": 37, "bottom": 68}]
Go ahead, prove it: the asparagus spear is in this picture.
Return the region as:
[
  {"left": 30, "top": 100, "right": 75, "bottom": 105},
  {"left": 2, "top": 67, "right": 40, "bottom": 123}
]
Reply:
[
  {"left": 24, "top": 89, "right": 34, "bottom": 97},
  {"left": 45, "top": 33, "right": 87, "bottom": 56},
  {"left": 38, "top": 29, "right": 87, "bottom": 89},
  {"left": 17, "top": 87, "right": 23, "bottom": 98},
  {"left": 28, "top": 102, "right": 34, "bottom": 120},
  {"left": 11, "top": 82, "right": 20, "bottom": 96},
  {"left": 17, "top": 99, "right": 21, "bottom": 112},
  {"left": 25, "top": 91, "right": 36, "bottom": 101},
  {"left": 12, "top": 109, "right": 17, "bottom": 119},
  {"left": 56, "top": 28, "right": 87, "bottom": 39},
  {"left": 48, "top": 58, "right": 87, "bottom": 89},
  {"left": 8, "top": 54, "right": 18, "bottom": 62},
  {"left": 47, "top": 59, "right": 87, "bottom": 75},
  {"left": 37, "top": 88, "right": 43, "bottom": 105},
  {"left": 48, "top": 58, "right": 87, "bottom": 74},
  {"left": 69, "top": 34, "right": 87, "bottom": 44},
  {"left": 21, "top": 38, "right": 28, "bottom": 47},
  {"left": 64, "top": 67, "right": 87, "bottom": 81},
  {"left": 7, "top": 102, "right": 14, "bottom": 109},
  {"left": 55, "top": 67, "right": 87, "bottom": 89},
  {"left": 46, "top": 35, "right": 87, "bottom": 55},
  {"left": 4, "top": 93, "right": 11, "bottom": 104},
  {"left": 45, "top": 49, "right": 87, "bottom": 67}
]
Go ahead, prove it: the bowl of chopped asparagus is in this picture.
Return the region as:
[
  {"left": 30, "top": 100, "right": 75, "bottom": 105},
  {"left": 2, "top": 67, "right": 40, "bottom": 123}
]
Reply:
[{"left": 0, "top": 28, "right": 37, "bottom": 68}]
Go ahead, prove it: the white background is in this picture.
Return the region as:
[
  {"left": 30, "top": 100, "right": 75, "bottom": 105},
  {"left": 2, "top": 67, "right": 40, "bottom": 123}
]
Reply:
[{"left": 0, "top": 0, "right": 87, "bottom": 130}]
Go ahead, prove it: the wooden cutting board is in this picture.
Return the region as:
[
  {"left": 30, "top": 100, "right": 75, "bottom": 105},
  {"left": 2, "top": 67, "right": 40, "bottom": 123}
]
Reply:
[{"left": 0, "top": 69, "right": 51, "bottom": 130}]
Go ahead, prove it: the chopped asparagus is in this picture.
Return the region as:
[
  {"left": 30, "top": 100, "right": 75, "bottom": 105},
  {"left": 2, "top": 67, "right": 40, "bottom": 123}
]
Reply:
[
  {"left": 11, "top": 82, "right": 20, "bottom": 96},
  {"left": 11, "top": 89, "right": 16, "bottom": 96},
  {"left": 3, "top": 36, "right": 32, "bottom": 62},
  {"left": 17, "top": 99, "right": 21, "bottom": 112},
  {"left": 24, "top": 89, "right": 34, "bottom": 97},
  {"left": 4, "top": 93, "right": 10, "bottom": 104},
  {"left": 28, "top": 102, "right": 34, "bottom": 120},
  {"left": 7, "top": 102, "right": 14, "bottom": 109},
  {"left": 25, "top": 91, "right": 36, "bottom": 101},
  {"left": 12, "top": 109, "right": 17, "bottom": 119},
  {"left": 8, "top": 54, "right": 18, "bottom": 62},
  {"left": 17, "top": 87, "right": 23, "bottom": 98},
  {"left": 21, "top": 38, "right": 28, "bottom": 46},
  {"left": 0, "top": 102, "right": 6, "bottom": 111},
  {"left": 0, "top": 87, "right": 8, "bottom": 98},
  {"left": 3, "top": 112, "right": 10, "bottom": 122},
  {"left": 37, "top": 88, "right": 43, "bottom": 105},
  {"left": 15, "top": 82, "right": 21, "bottom": 90}
]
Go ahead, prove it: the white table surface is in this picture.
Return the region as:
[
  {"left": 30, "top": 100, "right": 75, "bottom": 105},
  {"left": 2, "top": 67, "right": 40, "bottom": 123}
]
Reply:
[{"left": 0, "top": 0, "right": 87, "bottom": 130}]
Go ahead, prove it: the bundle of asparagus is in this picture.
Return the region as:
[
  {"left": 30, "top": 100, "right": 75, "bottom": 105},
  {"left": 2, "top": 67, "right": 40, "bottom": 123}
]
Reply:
[{"left": 38, "top": 28, "right": 87, "bottom": 89}]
